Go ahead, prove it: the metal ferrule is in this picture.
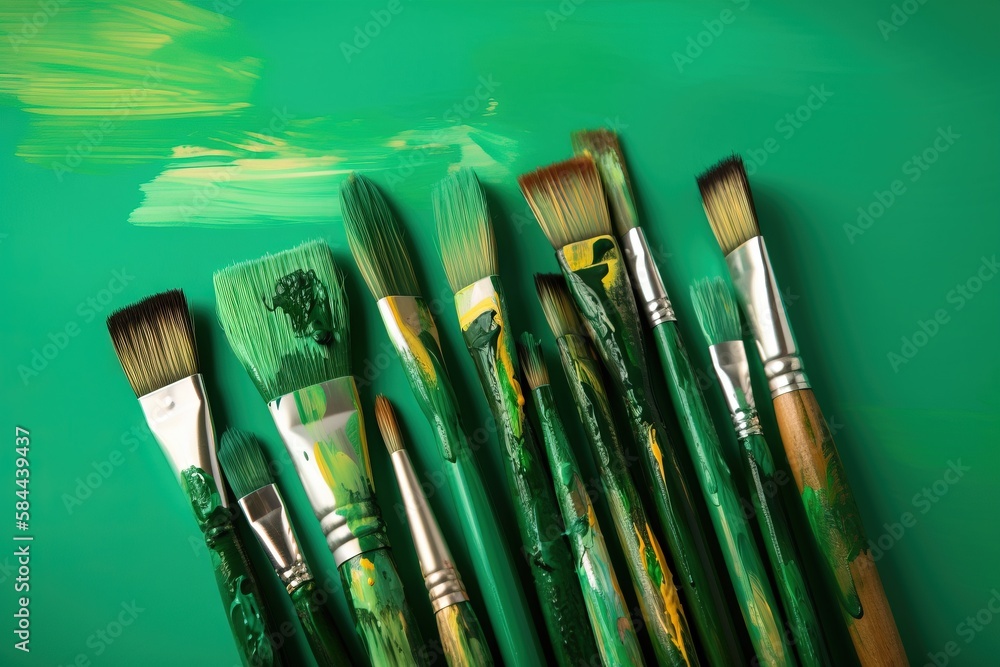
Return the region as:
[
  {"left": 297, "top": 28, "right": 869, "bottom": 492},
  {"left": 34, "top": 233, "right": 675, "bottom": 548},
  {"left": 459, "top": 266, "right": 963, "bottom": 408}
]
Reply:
[
  {"left": 709, "top": 341, "right": 763, "bottom": 439},
  {"left": 138, "top": 374, "right": 226, "bottom": 506},
  {"left": 239, "top": 484, "right": 311, "bottom": 593},
  {"left": 390, "top": 448, "right": 467, "bottom": 613},
  {"left": 454, "top": 276, "right": 500, "bottom": 324},
  {"left": 620, "top": 226, "right": 676, "bottom": 327},
  {"left": 269, "top": 376, "right": 388, "bottom": 567},
  {"left": 726, "top": 235, "right": 811, "bottom": 398}
]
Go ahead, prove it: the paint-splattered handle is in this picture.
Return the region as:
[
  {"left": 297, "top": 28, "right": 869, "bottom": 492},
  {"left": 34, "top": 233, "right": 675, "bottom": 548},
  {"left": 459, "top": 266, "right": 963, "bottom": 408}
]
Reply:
[
  {"left": 290, "top": 580, "right": 353, "bottom": 667},
  {"left": 773, "top": 389, "right": 907, "bottom": 666},
  {"left": 435, "top": 601, "right": 494, "bottom": 667},
  {"left": 339, "top": 548, "right": 427, "bottom": 667}
]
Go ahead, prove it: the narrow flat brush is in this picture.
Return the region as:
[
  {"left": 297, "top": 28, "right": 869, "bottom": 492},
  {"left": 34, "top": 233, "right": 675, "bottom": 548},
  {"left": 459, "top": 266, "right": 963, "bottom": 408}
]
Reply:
[
  {"left": 107, "top": 290, "right": 273, "bottom": 667},
  {"left": 698, "top": 155, "right": 907, "bottom": 666},
  {"left": 574, "top": 130, "right": 794, "bottom": 666}
]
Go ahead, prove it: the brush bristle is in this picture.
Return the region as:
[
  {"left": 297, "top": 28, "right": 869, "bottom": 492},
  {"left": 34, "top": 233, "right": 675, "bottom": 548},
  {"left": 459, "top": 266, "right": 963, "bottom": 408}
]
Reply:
[
  {"left": 517, "top": 333, "right": 550, "bottom": 390},
  {"left": 518, "top": 156, "right": 612, "bottom": 248},
  {"left": 107, "top": 289, "right": 198, "bottom": 397},
  {"left": 696, "top": 155, "right": 760, "bottom": 255},
  {"left": 571, "top": 129, "right": 639, "bottom": 236},
  {"left": 374, "top": 395, "right": 405, "bottom": 454},
  {"left": 690, "top": 277, "right": 742, "bottom": 346},
  {"left": 434, "top": 168, "right": 497, "bottom": 293},
  {"left": 214, "top": 240, "right": 349, "bottom": 402},
  {"left": 341, "top": 173, "right": 419, "bottom": 300},
  {"left": 218, "top": 429, "right": 273, "bottom": 498},
  {"left": 534, "top": 274, "right": 587, "bottom": 339}
]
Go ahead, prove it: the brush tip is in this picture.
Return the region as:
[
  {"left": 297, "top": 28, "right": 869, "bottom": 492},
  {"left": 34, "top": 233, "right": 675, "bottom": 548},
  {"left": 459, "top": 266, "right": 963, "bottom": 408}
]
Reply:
[
  {"left": 434, "top": 168, "right": 497, "bottom": 293},
  {"left": 218, "top": 429, "right": 274, "bottom": 498},
  {"left": 518, "top": 155, "right": 612, "bottom": 248},
  {"left": 517, "top": 332, "right": 549, "bottom": 390},
  {"left": 571, "top": 128, "right": 639, "bottom": 236},
  {"left": 689, "top": 276, "right": 742, "bottom": 346},
  {"left": 534, "top": 273, "right": 587, "bottom": 339},
  {"left": 696, "top": 154, "right": 760, "bottom": 255},
  {"left": 374, "top": 395, "right": 405, "bottom": 455}
]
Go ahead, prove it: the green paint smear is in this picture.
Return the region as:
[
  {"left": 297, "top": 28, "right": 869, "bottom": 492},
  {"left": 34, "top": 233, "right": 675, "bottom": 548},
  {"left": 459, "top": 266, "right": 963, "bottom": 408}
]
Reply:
[
  {"left": 436, "top": 602, "right": 494, "bottom": 667},
  {"left": 264, "top": 269, "right": 335, "bottom": 344}
]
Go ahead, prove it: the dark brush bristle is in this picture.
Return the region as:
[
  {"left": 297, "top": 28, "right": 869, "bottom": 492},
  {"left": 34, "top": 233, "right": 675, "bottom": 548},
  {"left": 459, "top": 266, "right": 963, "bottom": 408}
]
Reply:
[
  {"left": 696, "top": 155, "right": 761, "bottom": 255},
  {"left": 534, "top": 274, "right": 587, "bottom": 339},
  {"left": 516, "top": 333, "right": 550, "bottom": 390},
  {"left": 218, "top": 429, "right": 273, "bottom": 498},
  {"left": 518, "top": 156, "right": 612, "bottom": 248}
]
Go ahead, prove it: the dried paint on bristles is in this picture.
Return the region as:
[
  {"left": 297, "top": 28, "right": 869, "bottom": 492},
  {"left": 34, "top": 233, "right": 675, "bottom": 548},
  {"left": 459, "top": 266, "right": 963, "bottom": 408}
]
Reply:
[
  {"left": 219, "top": 429, "right": 274, "bottom": 498},
  {"left": 696, "top": 155, "right": 761, "bottom": 255},
  {"left": 341, "top": 172, "right": 419, "bottom": 300},
  {"left": 434, "top": 168, "right": 497, "bottom": 293},
  {"left": 516, "top": 332, "right": 550, "bottom": 390},
  {"left": 571, "top": 129, "right": 639, "bottom": 236},
  {"left": 374, "top": 395, "right": 405, "bottom": 454},
  {"left": 518, "top": 155, "right": 612, "bottom": 249},
  {"left": 534, "top": 274, "right": 587, "bottom": 339},
  {"left": 690, "top": 277, "right": 742, "bottom": 347},
  {"left": 107, "top": 289, "right": 198, "bottom": 397},
  {"left": 213, "top": 240, "right": 349, "bottom": 403}
]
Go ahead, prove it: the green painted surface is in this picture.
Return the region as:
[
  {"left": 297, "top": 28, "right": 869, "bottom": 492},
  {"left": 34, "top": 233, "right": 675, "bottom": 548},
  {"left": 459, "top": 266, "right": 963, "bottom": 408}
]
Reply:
[{"left": 1, "top": 1, "right": 998, "bottom": 665}]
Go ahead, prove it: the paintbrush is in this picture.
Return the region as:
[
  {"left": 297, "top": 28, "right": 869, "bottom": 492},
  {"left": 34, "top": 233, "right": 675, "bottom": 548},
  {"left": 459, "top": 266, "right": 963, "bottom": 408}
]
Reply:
[
  {"left": 697, "top": 155, "right": 907, "bottom": 665},
  {"left": 341, "top": 173, "right": 545, "bottom": 667},
  {"left": 213, "top": 240, "right": 426, "bottom": 667},
  {"left": 690, "top": 277, "right": 830, "bottom": 667},
  {"left": 107, "top": 290, "right": 274, "bottom": 667},
  {"left": 433, "top": 168, "right": 596, "bottom": 666},
  {"left": 535, "top": 274, "right": 699, "bottom": 667},
  {"left": 572, "top": 131, "right": 794, "bottom": 665},
  {"left": 375, "top": 395, "right": 494, "bottom": 667},
  {"left": 519, "top": 158, "right": 743, "bottom": 666},
  {"left": 219, "top": 429, "right": 353, "bottom": 667},
  {"left": 517, "top": 332, "right": 646, "bottom": 667}
]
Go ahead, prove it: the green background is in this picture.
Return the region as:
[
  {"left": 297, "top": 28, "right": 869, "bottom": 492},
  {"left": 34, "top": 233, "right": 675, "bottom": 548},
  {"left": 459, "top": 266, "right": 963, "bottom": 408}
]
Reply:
[{"left": 2, "top": 1, "right": 999, "bottom": 665}]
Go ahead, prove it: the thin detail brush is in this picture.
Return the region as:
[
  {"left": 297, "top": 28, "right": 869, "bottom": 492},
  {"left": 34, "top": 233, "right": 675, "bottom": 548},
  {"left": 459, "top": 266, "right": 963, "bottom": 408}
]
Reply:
[
  {"left": 698, "top": 155, "right": 907, "bottom": 666},
  {"left": 107, "top": 290, "right": 273, "bottom": 667},
  {"left": 214, "top": 240, "right": 424, "bottom": 667},
  {"left": 341, "top": 173, "right": 545, "bottom": 667},
  {"left": 375, "top": 396, "right": 493, "bottom": 667},
  {"left": 434, "top": 168, "right": 596, "bottom": 666},
  {"left": 219, "top": 429, "right": 352, "bottom": 667}
]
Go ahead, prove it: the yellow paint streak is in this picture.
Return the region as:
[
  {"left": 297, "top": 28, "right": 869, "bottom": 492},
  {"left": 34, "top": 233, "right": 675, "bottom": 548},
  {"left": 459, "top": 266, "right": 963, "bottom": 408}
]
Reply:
[
  {"left": 385, "top": 298, "right": 437, "bottom": 382},
  {"left": 635, "top": 523, "right": 690, "bottom": 664},
  {"left": 648, "top": 425, "right": 667, "bottom": 485},
  {"left": 561, "top": 236, "right": 622, "bottom": 293}
]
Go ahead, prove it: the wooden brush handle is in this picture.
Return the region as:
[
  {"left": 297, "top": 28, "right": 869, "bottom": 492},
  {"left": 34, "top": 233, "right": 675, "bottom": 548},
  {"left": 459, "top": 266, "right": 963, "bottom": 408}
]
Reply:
[
  {"left": 290, "top": 580, "right": 353, "bottom": 666},
  {"left": 435, "top": 601, "right": 494, "bottom": 667},
  {"left": 773, "top": 389, "right": 908, "bottom": 666}
]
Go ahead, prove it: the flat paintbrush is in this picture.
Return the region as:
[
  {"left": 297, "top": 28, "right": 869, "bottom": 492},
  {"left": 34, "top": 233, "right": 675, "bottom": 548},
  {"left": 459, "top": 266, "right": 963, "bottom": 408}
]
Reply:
[
  {"left": 107, "top": 290, "right": 274, "bottom": 667},
  {"left": 517, "top": 332, "right": 646, "bottom": 667},
  {"left": 573, "top": 130, "right": 793, "bottom": 665},
  {"left": 214, "top": 240, "right": 425, "bottom": 667},
  {"left": 375, "top": 396, "right": 494, "bottom": 667},
  {"left": 433, "top": 168, "right": 596, "bottom": 666},
  {"left": 519, "top": 159, "right": 743, "bottom": 666},
  {"left": 341, "top": 173, "right": 545, "bottom": 667},
  {"left": 690, "top": 277, "right": 830, "bottom": 667},
  {"left": 697, "top": 155, "right": 907, "bottom": 666},
  {"left": 535, "top": 275, "right": 698, "bottom": 667}
]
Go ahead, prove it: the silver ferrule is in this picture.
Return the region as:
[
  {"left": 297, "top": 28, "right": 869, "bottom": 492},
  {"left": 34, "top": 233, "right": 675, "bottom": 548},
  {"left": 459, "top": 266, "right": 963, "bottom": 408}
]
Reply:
[
  {"left": 390, "top": 449, "right": 467, "bottom": 613},
  {"left": 239, "top": 484, "right": 311, "bottom": 592},
  {"left": 138, "top": 374, "right": 227, "bottom": 506},
  {"left": 620, "top": 226, "right": 675, "bottom": 327},
  {"left": 726, "top": 235, "right": 810, "bottom": 398},
  {"left": 269, "top": 376, "right": 387, "bottom": 567},
  {"left": 708, "top": 341, "right": 763, "bottom": 439}
]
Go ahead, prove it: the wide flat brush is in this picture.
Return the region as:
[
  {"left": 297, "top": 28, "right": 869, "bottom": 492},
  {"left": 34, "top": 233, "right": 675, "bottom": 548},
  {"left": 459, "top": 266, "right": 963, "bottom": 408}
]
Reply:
[
  {"left": 697, "top": 155, "right": 907, "bottom": 666},
  {"left": 375, "top": 396, "right": 494, "bottom": 667},
  {"left": 517, "top": 333, "right": 646, "bottom": 667},
  {"left": 519, "top": 159, "right": 742, "bottom": 666},
  {"left": 574, "top": 130, "right": 794, "bottom": 665},
  {"left": 341, "top": 173, "right": 544, "bottom": 667},
  {"left": 107, "top": 290, "right": 273, "bottom": 667},
  {"left": 213, "top": 240, "right": 425, "bottom": 666},
  {"left": 691, "top": 277, "right": 830, "bottom": 667},
  {"left": 434, "top": 168, "right": 596, "bottom": 666},
  {"left": 219, "top": 429, "right": 352, "bottom": 667}
]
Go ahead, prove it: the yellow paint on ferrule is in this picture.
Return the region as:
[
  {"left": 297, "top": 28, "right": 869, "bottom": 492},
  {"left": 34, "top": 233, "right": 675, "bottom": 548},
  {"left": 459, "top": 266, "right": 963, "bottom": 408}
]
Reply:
[
  {"left": 379, "top": 296, "right": 444, "bottom": 382},
  {"left": 558, "top": 235, "right": 625, "bottom": 291}
]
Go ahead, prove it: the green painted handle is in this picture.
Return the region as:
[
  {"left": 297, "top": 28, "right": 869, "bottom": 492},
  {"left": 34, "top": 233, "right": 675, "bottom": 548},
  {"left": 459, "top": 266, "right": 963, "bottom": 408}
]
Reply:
[
  {"left": 339, "top": 548, "right": 427, "bottom": 666},
  {"left": 436, "top": 601, "right": 494, "bottom": 667},
  {"left": 741, "top": 434, "right": 830, "bottom": 667},
  {"left": 652, "top": 323, "right": 794, "bottom": 666},
  {"left": 181, "top": 466, "right": 273, "bottom": 667},
  {"left": 290, "top": 580, "right": 354, "bottom": 667}
]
